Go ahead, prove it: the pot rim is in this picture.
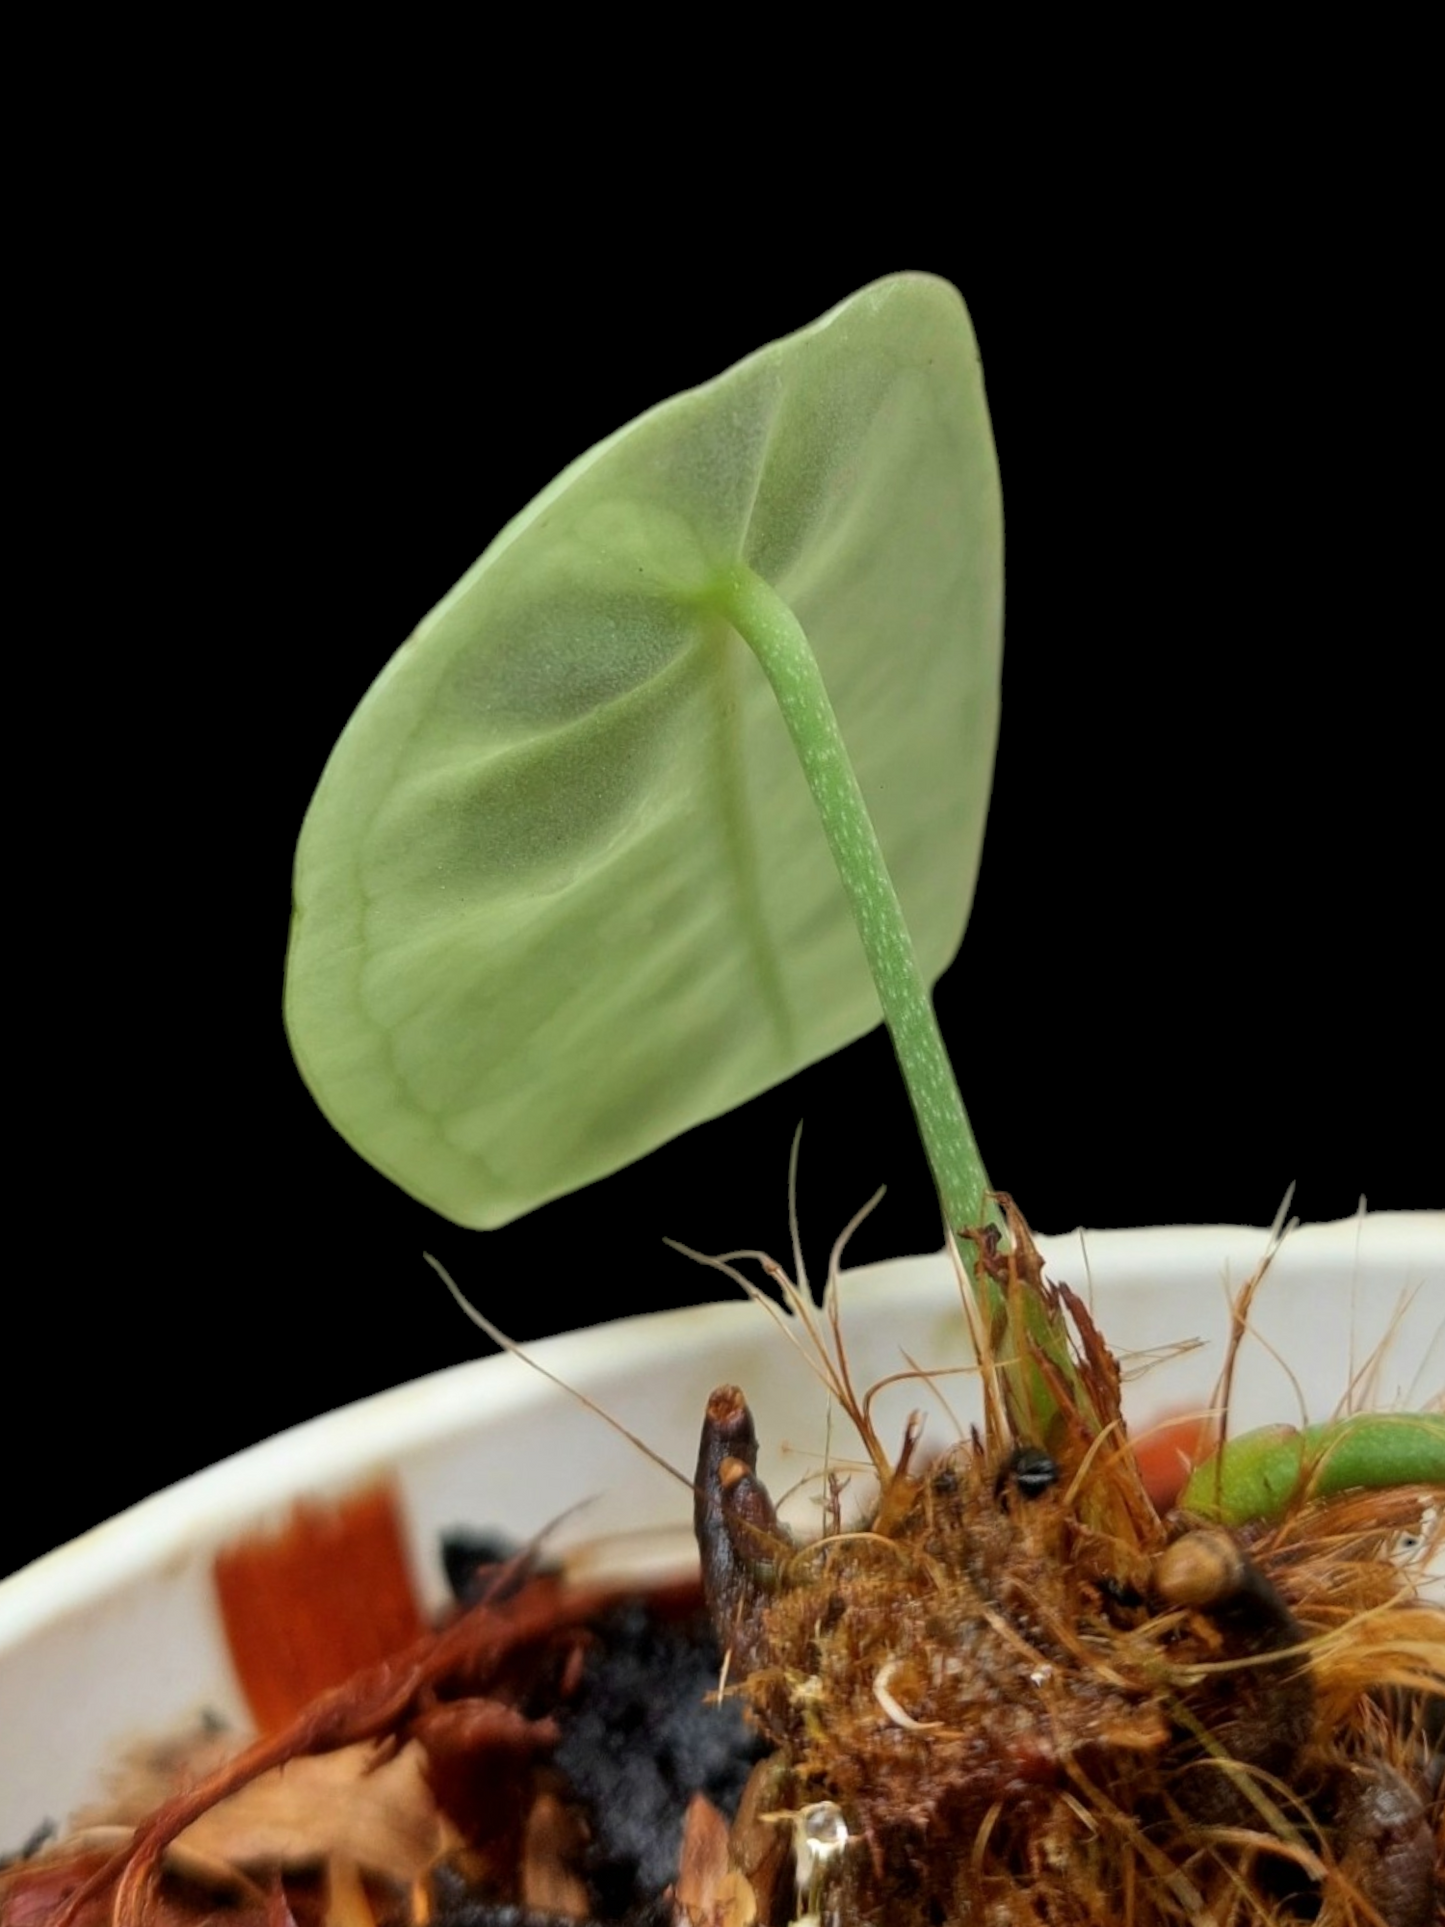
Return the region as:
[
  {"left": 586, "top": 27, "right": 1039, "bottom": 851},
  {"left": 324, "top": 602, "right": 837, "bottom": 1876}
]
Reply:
[{"left": 4, "top": 1213, "right": 1438, "bottom": 1645}]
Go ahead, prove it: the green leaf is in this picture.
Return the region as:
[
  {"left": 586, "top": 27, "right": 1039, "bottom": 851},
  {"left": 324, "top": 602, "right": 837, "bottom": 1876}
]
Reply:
[{"left": 285, "top": 274, "right": 1003, "bottom": 1229}]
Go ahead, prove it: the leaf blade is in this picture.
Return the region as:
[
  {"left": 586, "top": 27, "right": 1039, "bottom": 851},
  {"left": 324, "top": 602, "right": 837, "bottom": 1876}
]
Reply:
[{"left": 285, "top": 274, "right": 1003, "bottom": 1227}]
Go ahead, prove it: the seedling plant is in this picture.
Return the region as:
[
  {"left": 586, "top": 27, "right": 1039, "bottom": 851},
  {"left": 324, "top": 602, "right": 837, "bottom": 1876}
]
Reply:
[
  {"left": 35, "top": 276, "right": 1441, "bottom": 1927},
  {"left": 279, "top": 277, "right": 1444, "bottom": 1924}
]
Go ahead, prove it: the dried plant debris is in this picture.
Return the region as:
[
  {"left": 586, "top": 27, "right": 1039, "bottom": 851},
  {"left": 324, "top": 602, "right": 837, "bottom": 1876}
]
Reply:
[
  {"left": 693, "top": 1205, "right": 1443, "bottom": 1925},
  {"left": 2, "top": 1553, "right": 759, "bottom": 1927},
  {"left": 5, "top": 1208, "right": 1441, "bottom": 1927}
]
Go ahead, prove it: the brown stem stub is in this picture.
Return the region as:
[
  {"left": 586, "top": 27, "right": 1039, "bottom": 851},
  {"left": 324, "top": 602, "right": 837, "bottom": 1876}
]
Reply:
[{"left": 696, "top": 1388, "right": 791, "bottom": 1678}]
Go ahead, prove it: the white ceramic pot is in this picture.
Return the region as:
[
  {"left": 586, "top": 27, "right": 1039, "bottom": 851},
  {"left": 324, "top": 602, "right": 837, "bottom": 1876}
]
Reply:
[{"left": 2, "top": 1215, "right": 1440, "bottom": 1853}]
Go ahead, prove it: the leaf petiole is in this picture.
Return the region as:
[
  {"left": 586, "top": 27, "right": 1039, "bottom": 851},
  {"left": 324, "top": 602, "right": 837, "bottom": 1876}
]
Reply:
[
  {"left": 715, "top": 566, "right": 1088, "bottom": 1443},
  {"left": 714, "top": 564, "right": 991, "bottom": 1240}
]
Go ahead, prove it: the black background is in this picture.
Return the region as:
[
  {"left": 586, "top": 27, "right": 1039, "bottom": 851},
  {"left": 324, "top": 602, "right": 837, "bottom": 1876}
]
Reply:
[{"left": 12, "top": 184, "right": 1437, "bottom": 1580}]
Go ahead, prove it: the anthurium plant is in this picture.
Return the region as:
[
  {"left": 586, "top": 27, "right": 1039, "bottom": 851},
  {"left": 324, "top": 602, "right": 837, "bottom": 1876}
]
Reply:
[{"left": 278, "top": 275, "right": 1445, "bottom": 1921}]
